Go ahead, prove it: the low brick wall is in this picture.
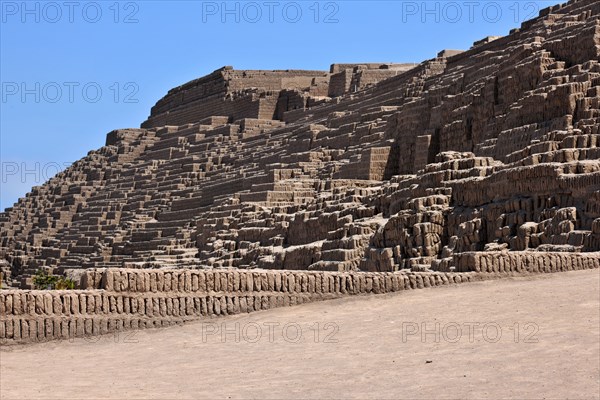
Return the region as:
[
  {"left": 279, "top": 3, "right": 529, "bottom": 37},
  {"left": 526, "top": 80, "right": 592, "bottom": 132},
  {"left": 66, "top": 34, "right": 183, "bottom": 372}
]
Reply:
[
  {"left": 2, "top": 253, "right": 599, "bottom": 344},
  {"left": 1, "top": 269, "right": 480, "bottom": 344},
  {"left": 79, "top": 268, "right": 474, "bottom": 293},
  {"left": 453, "top": 251, "right": 600, "bottom": 273}
]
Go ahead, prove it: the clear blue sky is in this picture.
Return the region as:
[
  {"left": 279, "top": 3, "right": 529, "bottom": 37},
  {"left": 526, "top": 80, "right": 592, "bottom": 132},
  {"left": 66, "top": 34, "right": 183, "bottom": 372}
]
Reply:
[{"left": 1, "top": 0, "right": 554, "bottom": 210}]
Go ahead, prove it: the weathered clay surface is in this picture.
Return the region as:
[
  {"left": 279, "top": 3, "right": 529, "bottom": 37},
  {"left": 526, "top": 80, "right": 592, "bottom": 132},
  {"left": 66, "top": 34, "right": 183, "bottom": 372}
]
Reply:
[
  {"left": 1, "top": 0, "right": 599, "bottom": 289},
  {"left": 2, "top": 255, "right": 598, "bottom": 344}
]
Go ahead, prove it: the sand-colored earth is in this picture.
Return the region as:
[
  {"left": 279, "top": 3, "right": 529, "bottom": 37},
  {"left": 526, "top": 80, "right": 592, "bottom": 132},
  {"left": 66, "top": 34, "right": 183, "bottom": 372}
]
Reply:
[{"left": 1, "top": 269, "right": 599, "bottom": 400}]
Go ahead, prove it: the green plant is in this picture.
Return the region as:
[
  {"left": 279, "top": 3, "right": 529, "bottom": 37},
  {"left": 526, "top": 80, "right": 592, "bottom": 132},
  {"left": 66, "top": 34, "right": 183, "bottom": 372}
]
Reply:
[
  {"left": 32, "top": 270, "right": 58, "bottom": 289},
  {"left": 55, "top": 277, "right": 76, "bottom": 290},
  {"left": 32, "top": 270, "right": 75, "bottom": 290}
]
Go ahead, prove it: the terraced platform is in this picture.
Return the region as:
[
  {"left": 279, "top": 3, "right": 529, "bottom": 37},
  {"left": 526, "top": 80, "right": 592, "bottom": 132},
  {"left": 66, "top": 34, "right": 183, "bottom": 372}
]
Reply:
[{"left": 0, "top": 0, "right": 599, "bottom": 291}]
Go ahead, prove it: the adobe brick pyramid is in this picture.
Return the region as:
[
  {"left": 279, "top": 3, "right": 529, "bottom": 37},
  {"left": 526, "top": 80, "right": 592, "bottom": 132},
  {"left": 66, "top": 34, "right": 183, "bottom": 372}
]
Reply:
[{"left": 1, "top": 0, "right": 599, "bottom": 289}]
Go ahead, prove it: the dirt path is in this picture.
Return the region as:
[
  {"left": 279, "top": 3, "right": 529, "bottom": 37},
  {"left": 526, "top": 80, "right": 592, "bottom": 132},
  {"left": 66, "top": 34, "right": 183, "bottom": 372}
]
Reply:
[{"left": 1, "top": 269, "right": 599, "bottom": 400}]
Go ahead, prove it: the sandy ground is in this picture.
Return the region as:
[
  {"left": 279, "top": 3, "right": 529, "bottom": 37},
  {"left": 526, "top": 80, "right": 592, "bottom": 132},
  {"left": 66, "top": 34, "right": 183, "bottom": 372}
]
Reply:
[{"left": 1, "top": 269, "right": 599, "bottom": 400}]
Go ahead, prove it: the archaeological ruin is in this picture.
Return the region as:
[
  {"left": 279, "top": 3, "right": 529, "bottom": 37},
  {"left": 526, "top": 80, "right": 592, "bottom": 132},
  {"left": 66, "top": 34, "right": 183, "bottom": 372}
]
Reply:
[{"left": 1, "top": 0, "right": 599, "bottom": 343}]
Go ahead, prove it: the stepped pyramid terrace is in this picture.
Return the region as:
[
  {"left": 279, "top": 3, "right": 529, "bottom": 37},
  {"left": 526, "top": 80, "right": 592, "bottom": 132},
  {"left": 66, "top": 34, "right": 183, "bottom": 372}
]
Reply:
[{"left": 0, "top": 0, "right": 599, "bottom": 347}]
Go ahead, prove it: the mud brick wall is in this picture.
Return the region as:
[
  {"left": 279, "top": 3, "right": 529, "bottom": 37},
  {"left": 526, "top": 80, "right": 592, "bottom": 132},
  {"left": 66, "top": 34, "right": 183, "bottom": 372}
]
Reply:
[
  {"left": 351, "top": 69, "right": 404, "bottom": 91},
  {"left": 142, "top": 68, "right": 329, "bottom": 128},
  {"left": 328, "top": 69, "right": 353, "bottom": 97},
  {"left": 328, "top": 64, "right": 416, "bottom": 97},
  {"left": 1, "top": 269, "right": 485, "bottom": 344},
  {"left": 450, "top": 166, "right": 600, "bottom": 208},
  {"left": 363, "top": 147, "right": 392, "bottom": 180},
  {"left": 4, "top": 258, "right": 599, "bottom": 344},
  {"left": 228, "top": 70, "right": 326, "bottom": 92},
  {"left": 454, "top": 251, "right": 600, "bottom": 273},
  {"left": 414, "top": 135, "right": 432, "bottom": 172},
  {"left": 142, "top": 92, "right": 268, "bottom": 128},
  {"left": 334, "top": 147, "right": 391, "bottom": 181},
  {"left": 149, "top": 68, "right": 228, "bottom": 116}
]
